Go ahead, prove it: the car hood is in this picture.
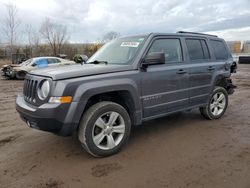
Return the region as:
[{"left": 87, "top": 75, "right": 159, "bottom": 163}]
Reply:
[
  {"left": 29, "top": 64, "right": 135, "bottom": 80},
  {"left": 2, "top": 64, "right": 21, "bottom": 68}
]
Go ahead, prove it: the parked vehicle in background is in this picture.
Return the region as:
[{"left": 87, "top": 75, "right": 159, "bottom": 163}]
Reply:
[
  {"left": 11, "top": 53, "right": 27, "bottom": 64},
  {"left": 1, "top": 57, "right": 76, "bottom": 79},
  {"left": 73, "top": 54, "right": 89, "bottom": 64},
  {"left": 239, "top": 55, "right": 250, "bottom": 64},
  {"left": 57, "top": 54, "right": 67, "bottom": 59},
  {"left": 16, "top": 32, "right": 236, "bottom": 157}
]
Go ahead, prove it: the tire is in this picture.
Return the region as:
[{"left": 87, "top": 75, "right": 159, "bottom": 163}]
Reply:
[
  {"left": 16, "top": 71, "right": 27, "bottom": 80},
  {"left": 78, "top": 101, "right": 131, "bottom": 157},
  {"left": 200, "top": 86, "right": 228, "bottom": 120}
]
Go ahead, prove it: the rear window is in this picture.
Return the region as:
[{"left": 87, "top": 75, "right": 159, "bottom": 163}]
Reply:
[
  {"left": 48, "top": 58, "right": 60, "bottom": 64},
  {"left": 210, "top": 40, "right": 228, "bottom": 60},
  {"left": 186, "top": 39, "right": 210, "bottom": 60},
  {"left": 201, "top": 40, "right": 210, "bottom": 59}
]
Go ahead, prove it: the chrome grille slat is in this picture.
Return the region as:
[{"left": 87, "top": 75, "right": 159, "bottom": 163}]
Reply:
[
  {"left": 27, "top": 79, "right": 31, "bottom": 99},
  {"left": 28, "top": 80, "right": 32, "bottom": 99},
  {"left": 30, "top": 80, "right": 34, "bottom": 100},
  {"left": 25, "top": 80, "right": 29, "bottom": 98},
  {"left": 34, "top": 81, "right": 38, "bottom": 102},
  {"left": 23, "top": 78, "right": 39, "bottom": 104}
]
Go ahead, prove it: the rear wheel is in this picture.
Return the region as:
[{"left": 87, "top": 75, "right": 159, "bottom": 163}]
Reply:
[
  {"left": 200, "top": 86, "right": 228, "bottom": 120},
  {"left": 78, "top": 101, "right": 131, "bottom": 157}
]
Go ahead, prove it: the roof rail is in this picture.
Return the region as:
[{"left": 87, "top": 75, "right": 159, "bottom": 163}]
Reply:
[{"left": 177, "top": 31, "right": 218, "bottom": 37}]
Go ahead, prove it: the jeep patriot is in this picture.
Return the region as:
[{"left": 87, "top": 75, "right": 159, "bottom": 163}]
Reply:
[{"left": 16, "top": 31, "right": 236, "bottom": 157}]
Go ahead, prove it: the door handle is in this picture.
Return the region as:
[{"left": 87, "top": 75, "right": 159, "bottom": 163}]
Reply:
[
  {"left": 176, "top": 69, "right": 187, "bottom": 74},
  {"left": 207, "top": 66, "right": 215, "bottom": 71}
]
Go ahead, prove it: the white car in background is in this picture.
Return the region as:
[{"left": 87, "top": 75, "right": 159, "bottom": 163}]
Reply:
[{"left": 1, "top": 57, "right": 76, "bottom": 79}]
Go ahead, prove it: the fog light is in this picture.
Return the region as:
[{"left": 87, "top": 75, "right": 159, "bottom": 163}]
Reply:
[{"left": 49, "top": 96, "right": 72, "bottom": 104}]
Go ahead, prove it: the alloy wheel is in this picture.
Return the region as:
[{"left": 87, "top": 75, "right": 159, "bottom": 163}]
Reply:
[
  {"left": 92, "top": 111, "right": 125, "bottom": 150},
  {"left": 210, "top": 92, "right": 226, "bottom": 116}
]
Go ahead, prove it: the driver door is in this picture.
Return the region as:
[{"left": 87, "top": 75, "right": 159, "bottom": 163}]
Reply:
[{"left": 141, "top": 37, "right": 189, "bottom": 119}]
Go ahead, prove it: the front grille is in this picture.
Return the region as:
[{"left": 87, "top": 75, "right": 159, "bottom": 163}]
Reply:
[{"left": 23, "top": 79, "right": 38, "bottom": 103}]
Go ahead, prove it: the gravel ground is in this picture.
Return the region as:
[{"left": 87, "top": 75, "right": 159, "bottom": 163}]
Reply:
[{"left": 0, "top": 64, "right": 249, "bottom": 188}]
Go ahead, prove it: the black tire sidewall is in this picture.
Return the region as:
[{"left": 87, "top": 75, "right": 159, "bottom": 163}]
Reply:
[
  {"left": 16, "top": 71, "right": 26, "bottom": 80},
  {"left": 207, "top": 87, "right": 228, "bottom": 119},
  {"left": 81, "top": 102, "right": 131, "bottom": 157}
]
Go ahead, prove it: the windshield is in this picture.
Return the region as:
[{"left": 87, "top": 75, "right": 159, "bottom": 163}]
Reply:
[
  {"left": 20, "top": 59, "right": 33, "bottom": 66},
  {"left": 87, "top": 36, "right": 146, "bottom": 64}
]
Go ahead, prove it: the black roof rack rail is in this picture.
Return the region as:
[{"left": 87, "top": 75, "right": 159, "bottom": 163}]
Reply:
[{"left": 177, "top": 31, "right": 218, "bottom": 37}]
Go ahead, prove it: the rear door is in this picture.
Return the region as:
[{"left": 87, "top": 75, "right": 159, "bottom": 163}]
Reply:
[
  {"left": 209, "top": 39, "right": 233, "bottom": 71},
  {"left": 184, "top": 38, "right": 213, "bottom": 106},
  {"left": 140, "top": 37, "right": 189, "bottom": 119}
]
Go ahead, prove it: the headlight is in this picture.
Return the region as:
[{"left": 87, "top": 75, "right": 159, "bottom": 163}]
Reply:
[{"left": 38, "top": 80, "right": 50, "bottom": 100}]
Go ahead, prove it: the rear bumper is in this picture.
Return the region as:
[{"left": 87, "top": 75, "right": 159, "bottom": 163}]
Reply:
[{"left": 16, "top": 94, "right": 79, "bottom": 136}]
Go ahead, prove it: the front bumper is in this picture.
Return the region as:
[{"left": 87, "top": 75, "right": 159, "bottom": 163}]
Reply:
[
  {"left": 1, "top": 69, "right": 16, "bottom": 78},
  {"left": 16, "top": 94, "right": 79, "bottom": 136}
]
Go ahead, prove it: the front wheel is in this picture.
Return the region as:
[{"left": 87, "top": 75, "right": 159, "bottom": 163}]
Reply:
[
  {"left": 78, "top": 101, "right": 131, "bottom": 157},
  {"left": 16, "top": 71, "right": 27, "bottom": 80},
  {"left": 200, "top": 86, "right": 228, "bottom": 120}
]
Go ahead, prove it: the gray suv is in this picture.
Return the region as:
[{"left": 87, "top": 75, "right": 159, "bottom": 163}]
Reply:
[{"left": 16, "top": 32, "right": 236, "bottom": 157}]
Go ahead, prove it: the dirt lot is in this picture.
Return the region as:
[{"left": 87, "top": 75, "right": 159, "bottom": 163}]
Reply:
[{"left": 0, "top": 63, "right": 249, "bottom": 188}]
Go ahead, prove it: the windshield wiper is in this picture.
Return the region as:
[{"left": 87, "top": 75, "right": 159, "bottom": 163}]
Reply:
[{"left": 88, "top": 60, "right": 108, "bottom": 65}]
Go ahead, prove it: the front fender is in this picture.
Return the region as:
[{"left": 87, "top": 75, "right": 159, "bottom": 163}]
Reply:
[{"left": 67, "top": 78, "right": 142, "bottom": 129}]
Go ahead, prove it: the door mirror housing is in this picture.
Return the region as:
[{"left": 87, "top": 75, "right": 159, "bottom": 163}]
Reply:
[{"left": 142, "top": 52, "right": 165, "bottom": 67}]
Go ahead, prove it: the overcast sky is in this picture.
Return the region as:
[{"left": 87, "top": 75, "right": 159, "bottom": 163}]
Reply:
[{"left": 0, "top": 0, "right": 250, "bottom": 43}]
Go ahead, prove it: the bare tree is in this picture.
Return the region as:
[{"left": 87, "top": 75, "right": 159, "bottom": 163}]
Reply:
[
  {"left": 26, "top": 24, "right": 34, "bottom": 48},
  {"left": 2, "top": 3, "right": 21, "bottom": 55},
  {"left": 102, "top": 31, "right": 120, "bottom": 42},
  {"left": 40, "top": 18, "right": 69, "bottom": 56},
  {"left": 25, "top": 24, "right": 40, "bottom": 56}
]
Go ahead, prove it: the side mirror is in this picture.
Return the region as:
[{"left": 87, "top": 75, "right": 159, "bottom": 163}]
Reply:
[{"left": 142, "top": 52, "right": 165, "bottom": 67}]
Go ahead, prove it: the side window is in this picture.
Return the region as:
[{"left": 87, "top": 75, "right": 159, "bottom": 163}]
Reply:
[
  {"left": 47, "top": 58, "right": 60, "bottom": 64},
  {"left": 186, "top": 39, "right": 210, "bottom": 60},
  {"left": 201, "top": 40, "right": 210, "bottom": 59},
  {"left": 210, "top": 40, "right": 228, "bottom": 60},
  {"left": 55, "top": 59, "right": 61, "bottom": 63},
  {"left": 147, "top": 39, "right": 183, "bottom": 63}
]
